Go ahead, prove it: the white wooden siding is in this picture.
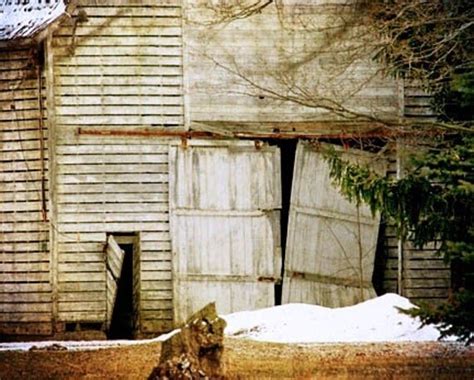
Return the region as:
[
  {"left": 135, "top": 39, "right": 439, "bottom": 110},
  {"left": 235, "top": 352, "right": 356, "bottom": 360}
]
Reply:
[
  {"left": 0, "top": 47, "right": 52, "bottom": 336},
  {"left": 184, "top": 1, "right": 400, "bottom": 127},
  {"left": 169, "top": 141, "right": 281, "bottom": 324},
  {"left": 54, "top": 138, "right": 173, "bottom": 330},
  {"left": 381, "top": 159, "right": 450, "bottom": 304},
  {"left": 378, "top": 82, "right": 449, "bottom": 304},
  {"left": 283, "top": 142, "right": 385, "bottom": 307},
  {"left": 52, "top": 0, "right": 184, "bottom": 130},
  {"left": 51, "top": 0, "right": 183, "bottom": 333}
]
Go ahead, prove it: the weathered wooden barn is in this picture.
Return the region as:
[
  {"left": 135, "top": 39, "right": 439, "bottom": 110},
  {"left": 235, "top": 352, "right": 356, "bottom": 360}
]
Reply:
[{"left": 0, "top": 0, "right": 451, "bottom": 339}]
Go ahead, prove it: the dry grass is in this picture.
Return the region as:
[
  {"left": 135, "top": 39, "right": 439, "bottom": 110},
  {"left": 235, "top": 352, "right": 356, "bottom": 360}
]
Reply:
[
  {"left": 0, "top": 342, "right": 161, "bottom": 380},
  {"left": 0, "top": 338, "right": 472, "bottom": 379},
  {"left": 223, "top": 338, "right": 474, "bottom": 379}
]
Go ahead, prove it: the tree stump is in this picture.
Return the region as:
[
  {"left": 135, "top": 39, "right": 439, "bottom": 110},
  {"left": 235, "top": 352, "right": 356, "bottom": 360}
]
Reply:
[{"left": 148, "top": 303, "right": 226, "bottom": 380}]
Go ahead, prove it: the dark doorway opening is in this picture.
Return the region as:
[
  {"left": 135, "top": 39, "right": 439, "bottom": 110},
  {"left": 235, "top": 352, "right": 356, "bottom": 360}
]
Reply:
[
  {"left": 108, "top": 243, "right": 134, "bottom": 339},
  {"left": 272, "top": 140, "right": 297, "bottom": 305},
  {"left": 372, "top": 222, "right": 389, "bottom": 296}
]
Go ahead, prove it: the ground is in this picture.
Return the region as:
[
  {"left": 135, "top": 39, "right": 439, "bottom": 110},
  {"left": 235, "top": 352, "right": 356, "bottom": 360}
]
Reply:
[{"left": 0, "top": 338, "right": 472, "bottom": 379}]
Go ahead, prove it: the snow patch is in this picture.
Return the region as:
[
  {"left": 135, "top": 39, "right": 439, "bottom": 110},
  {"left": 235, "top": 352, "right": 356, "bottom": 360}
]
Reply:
[
  {"left": 0, "top": 295, "right": 457, "bottom": 351},
  {"left": 223, "top": 294, "right": 455, "bottom": 343},
  {"left": 0, "top": 329, "right": 180, "bottom": 352}
]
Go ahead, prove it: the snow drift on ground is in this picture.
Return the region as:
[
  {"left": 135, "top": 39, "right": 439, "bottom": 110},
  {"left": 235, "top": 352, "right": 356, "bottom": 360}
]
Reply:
[
  {"left": 0, "top": 329, "right": 179, "bottom": 352},
  {"left": 0, "top": 294, "right": 455, "bottom": 351},
  {"left": 223, "top": 293, "right": 454, "bottom": 343}
]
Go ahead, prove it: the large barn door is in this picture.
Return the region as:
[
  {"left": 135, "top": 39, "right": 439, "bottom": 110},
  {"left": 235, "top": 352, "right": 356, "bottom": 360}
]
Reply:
[
  {"left": 170, "top": 141, "right": 281, "bottom": 324},
  {"left": 282, "top": 142, "right": 385, "bottom": 307},
  {"left": 105, "top": 235, "right": 125, "bottom": 330}
]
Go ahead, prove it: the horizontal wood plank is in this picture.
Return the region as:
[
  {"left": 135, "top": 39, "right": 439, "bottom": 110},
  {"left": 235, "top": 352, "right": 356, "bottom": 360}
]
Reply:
[
  {"left": 0, "top": 231, "right": 49, "bottom": 242},
  {"left": 0, "top": 283, "right": 51, "bottom": 293},
  {"left": 141, "top": 299, "right": 172, "bottom": 310},
  {"left": 58, "top": 253, "right": 104, "bottom": 263},
  {"left": 0, "top": 262, "right": 50, "bottom": 272},
  {"left": 58, "top": 203, "right": 168, "bottom": 213},
  {"left": 53, "top": 45, "right": 182, "bottom": 57},
  {"left": 58, "top": 291, "right": 105, "bottom": 302},
  {"left": 0, "top": 251, "right": 49, "bottom": 260},
  {"left": 140, "top": 319, "right": 173, "bottom": 333},
  {"left": 58, "top": 311, "right": 105, "bottom": 322},
  {"left": 140, "top": 310, "right": 173, "bottom": 320},
  {"left": 57, "top": 212, "right": 168, "bottom": 223},
  {"left": 56, "top": 222, "right": 169, "bottom": 233},
  {"left": 73, "top": 7, "right": 181, "bottom": 18},
  {"left": 56, "top": 25, "right": 182, "bottom": 38},
  {"left": 57, "top": 173, "right": 168, "bottom": 185},
  {"left": 141, "top": 261, "right": 172, "bottom": 271},
  {"left": 141, "top": 271, "right": 172, "bottom": 281},
  {"left": 58, "top": 163, "right": 168, "bottom": 175},
  {"left": 141, "top": 290, "right": 172, "bottom": 301},
  {"left": 56, "top": 95, "right": 183, "bottom": 106},
  {"left": 0, "top": 322, "right": 52, "bottom": 335},
  {"left": 404, "top": 288, "right": 449, "bottom": 299},
  {"left": 141, "top": 280, "right": 172, "bottom": 291},
  {"left": 0, "top": 293, "right": 51, "bottom": 303},
  {"left": 55, "top": 74, "right": 182, "bottom": 86},
  {"left": 58, "top": 301, "right": 105, "bottom": 312},
  {"left": 0, "top": 303, "right": 51, "bottom": 313},
  {"left": 56, "top": 56, "right": 181, "bottom": 68},
  {"left": 56, "top": 183, "right": 168, "bottom": 194},
  {"left": 56, "top": 115, "right": 183, "bottom": 126},
  {"left": 59, "top": 282, "right": 104, "bottom": 292},
  {"left": 0, "top": 313, "right": 52, "bottom": 323},
  {"left": 0, "top": 273, "right": 50, "bottom": 282},
  {"left": 57, "top": 144, "right": 168, "bottom": 154},
  {"left": 57, "top": 192, "right": 168, "bottom": 203},
  {"left": 55, "top": 85, "right": 181, "bottom": 97},
  {"left": 55, "top": 64, "right": 181, "bottom": 76},
  {"left": 58, "top": 262, "right": 104, "bottom": 273},
  {"left": 58, "top": 272, "right": 105, "bottom": 282},
  {"left": 57, "top": 154, "right": 169, "bottom": 164}
]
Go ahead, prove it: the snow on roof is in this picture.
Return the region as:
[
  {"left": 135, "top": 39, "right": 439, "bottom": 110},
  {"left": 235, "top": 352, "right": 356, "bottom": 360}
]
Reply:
[{"left": 0, "top": 0, "right": 66, "bottom": 41}]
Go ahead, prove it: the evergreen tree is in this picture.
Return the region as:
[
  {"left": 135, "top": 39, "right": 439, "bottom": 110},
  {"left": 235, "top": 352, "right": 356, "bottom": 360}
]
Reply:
[{"left": 326, "top": 0, "right": 474, "bottom": 344}]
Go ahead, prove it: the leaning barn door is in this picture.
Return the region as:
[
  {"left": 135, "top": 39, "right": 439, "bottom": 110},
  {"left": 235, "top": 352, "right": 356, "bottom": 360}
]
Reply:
[
  {"left": 105, "top": 235, "right": 125, "bottom": 330},
  {"left": 169, "top": 141, "right": 281, "bottom": 324},
  {"left": 283, "top": 142, "right": 386, "bottom": 307}
]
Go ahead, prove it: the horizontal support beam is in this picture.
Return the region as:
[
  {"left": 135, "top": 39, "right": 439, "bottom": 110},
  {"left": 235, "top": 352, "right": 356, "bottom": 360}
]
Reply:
[
  {"left": 176, "top": 274, "right": 280, "bottom": 283},
  {"left": 287, "top": 270, "right": 372, "bottom": 289}
]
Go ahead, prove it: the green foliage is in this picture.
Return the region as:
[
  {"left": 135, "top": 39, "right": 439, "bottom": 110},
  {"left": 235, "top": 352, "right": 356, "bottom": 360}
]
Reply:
[
  {"left": 324, "top": 133, "right": 474, "bottom": 344},
  {"left": 440, "top": 70, "right": 474, "bottom": 121},
  {"left": 403, "top": 290, "right": 474, "bottom": 344},
  {"left": 325, "top": 135, "right": 474, "bottom": 248},
  {"left": 327, "top": 0, "right": 474, "bottom": 344},
  {"left": 363, "top": 0, "right": 474, "bottom": 125}
]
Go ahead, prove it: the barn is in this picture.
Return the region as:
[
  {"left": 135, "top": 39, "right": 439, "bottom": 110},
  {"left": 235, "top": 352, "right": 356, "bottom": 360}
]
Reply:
[{"left": 0, "top": 0, "right": 451, "bottom": 340}]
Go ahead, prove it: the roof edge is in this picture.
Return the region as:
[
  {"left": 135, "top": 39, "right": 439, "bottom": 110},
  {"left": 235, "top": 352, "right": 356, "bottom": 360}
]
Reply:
[{"left": 0, "top": 0, "right": 76, "bottom": 49}]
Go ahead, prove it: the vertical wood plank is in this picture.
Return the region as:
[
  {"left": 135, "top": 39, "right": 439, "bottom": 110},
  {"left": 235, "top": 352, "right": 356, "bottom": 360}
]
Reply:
[
  {"left": 283, "top": 142, "right": 385, "bottom": 307},
  {"left": 45, "top": 32, "right": 59, "bottom": 330},
  {"left": 105, "top": 235, "right": 125, "bottom": 330},
  {"left": 169, "top": 141, "right": 282, "bottom": 324}
]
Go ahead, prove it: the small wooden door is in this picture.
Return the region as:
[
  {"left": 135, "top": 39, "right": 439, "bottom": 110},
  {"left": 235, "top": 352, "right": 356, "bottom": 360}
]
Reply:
[
  {"left": 282, "top": 142, "right": 386, "bottom": 307},
  {"left": 169, "top": 141, "right": 281, "bottom": 324},
  {"left": 105, "top": 235, "right": 125, "bottom": 330}
]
